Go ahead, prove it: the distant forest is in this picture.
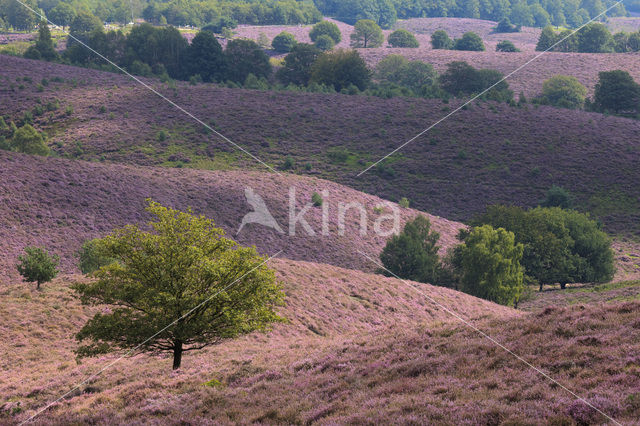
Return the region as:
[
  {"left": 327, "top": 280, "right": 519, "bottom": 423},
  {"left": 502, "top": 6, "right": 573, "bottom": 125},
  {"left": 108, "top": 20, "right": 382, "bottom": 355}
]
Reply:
[{"left": 0, "top": 0, "right": 630, "bottom": 30}]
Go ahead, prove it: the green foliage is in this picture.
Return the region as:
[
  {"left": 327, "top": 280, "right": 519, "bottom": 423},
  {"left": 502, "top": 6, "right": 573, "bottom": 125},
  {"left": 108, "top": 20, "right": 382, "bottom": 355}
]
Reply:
[
  {"left": 311, "top": 192, "right": 323, "bottom": 206},
  {"left": 431, "top": 30, "right": 453, "bottom": 49},
  {"left": 272, "top": 31, "right": 297, "bottom": 53},
  {"left": 276, "top": 43, "right": 321, "bottom": 86},
  {"left": 473, "top": 205, "right": 615, "bottom": 290},
  {"left": 310, "top": 49, "right": 371, "bottom": 91},
  {"left": 309, "top": 20, "right": 342, "bottom": 44},
  {"left": 1, "top": 0, "right": 37, "bottom": 30},
  {"left": 440, "top": 61, "right": 512, "bottom": 101},
  {"left": 375, "top": 55, "right": 437, "bottom": 94},
  {"left": 314, "top": 34, "right": 335, "bottom": 51},
  {"left": 577, "top": 22, "right": 614, "bottom": 53},
  {"left": 454, "top": 32, "right": 485, "bottom": 51},
  {"left": 540, "top": 185, "right": 573, "bottom": 209},
  {"left": 9, "top": 124, "right": 49, "bottom": 156},
  {"left": 124, "top": 24, "right": 187, "bottom": 79},
  {"left": 24, "top": 21, "right": 59, "bottom": 62},
  {"left": 184, "top": 30, "right": 225, "bottom": 82},
  {"left": 202, "top": 17, "right": 238, "bottom": 34},
  {"left": 350, "top": 19, "right": 384, "bottom": 48},
  {"left": 380, "top": 216, "right": 444, "bottom": 285},
  {"left": 77, "top": 238, "right": 116, "bottom": 275},
  {"left": 593, "top": 70, "right": 640, "bottom": 116},
  {"left": 538, "top": 75, "right": 587, "bottom": 109},
  {"left": 398, "top": 197, "right": 410, "bottom": 208},
  {"left": 224, "top": 39, "right": 272, "bottom": 83},
  {"left": 495, "top": 17, "right": 520, "bottom": 33},
  {"left": 496, "top": 40, "right": 520, "bottom": 52},
  {"left": 282, "top": 156, "right": 295, "bottom": 170},
  {"left": 73, "top": 201, "right": 284, "bottom": 370},
  {"left": 387, "top": 29, "right": 419, "bottom": 48},
  {"left": 17, "top": 246, "right": 59, "bottom": 290},
  {"left": 536, "top": 26, "right": 558, "bottom": 51},
  {"left": 452, "top": 225, "right": 524, "bottom": 306},
  {"left": 49, "top": 2, "right": 77, "bottom": 29}
]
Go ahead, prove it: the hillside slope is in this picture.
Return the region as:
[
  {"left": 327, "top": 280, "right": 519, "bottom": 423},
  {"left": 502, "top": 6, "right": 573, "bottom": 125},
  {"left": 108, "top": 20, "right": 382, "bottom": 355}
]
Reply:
[
  {"left": 0, "top": 258, "right": 518, "bottom": 424},
  {"left": 0, "top": 151, "right": 462, "bottom": 281},
  {"left": 2, "top": 263, "right": 638, "bottom": 424},
  {"left": 2, "top": 55, "right": 639, "bottom": 236}
]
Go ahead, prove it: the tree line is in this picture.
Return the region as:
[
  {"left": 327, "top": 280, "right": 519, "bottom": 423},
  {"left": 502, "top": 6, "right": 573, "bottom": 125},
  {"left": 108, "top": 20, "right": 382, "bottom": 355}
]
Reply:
[
  {"left": 536, "top": 22, "right": 640, "bottom": 53},
  {"left": 381, "top": 190, "right": 615, "bottom": 308},
  {"left": 0, "top": 0, "right": 322, "bottom": 31},
  {"left": 315, "top": 0, "right": 626, "bottom": 29}
]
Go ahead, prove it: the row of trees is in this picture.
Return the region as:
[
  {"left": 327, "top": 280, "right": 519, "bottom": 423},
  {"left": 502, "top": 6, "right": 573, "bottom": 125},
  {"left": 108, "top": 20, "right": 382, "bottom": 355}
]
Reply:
[
  {"left": 0, "top": 0, "right": 323, "bottom": 30},
  {"left": 381, "top": 202, "right": 614, "bottom": 307},
  {"left": 533, "top": 71, "right": 640, "bottom": 117},
  {"left": 536, "top": 22, "right": 640, "bottom": 53},
  {"left": 431, "top": 30, "right": 486, "bottom": 51},
  {"left": 315, "top": 0, "right": 626, "bottom": 29}
]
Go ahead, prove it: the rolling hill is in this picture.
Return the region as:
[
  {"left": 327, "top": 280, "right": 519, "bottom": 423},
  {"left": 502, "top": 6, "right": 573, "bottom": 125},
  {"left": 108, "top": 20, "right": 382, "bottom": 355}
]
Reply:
[
  {"left": 0, "top": 150, "right": 463, "bottom": 282},
  {"left": 2, "top": 55, "right": 639, "bottom": 237},
  {"left": 1, "top": 263, "right": 638, "bottom": 424}
]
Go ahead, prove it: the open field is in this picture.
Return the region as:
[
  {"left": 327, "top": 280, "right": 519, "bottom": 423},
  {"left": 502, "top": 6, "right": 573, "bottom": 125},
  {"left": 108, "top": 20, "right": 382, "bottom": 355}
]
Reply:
[
  {"left": 2, "top": 55, "right": 640, "bottom": 237},
  {"left": 2, "top": 265, "right": 639, "bottom": 424}
]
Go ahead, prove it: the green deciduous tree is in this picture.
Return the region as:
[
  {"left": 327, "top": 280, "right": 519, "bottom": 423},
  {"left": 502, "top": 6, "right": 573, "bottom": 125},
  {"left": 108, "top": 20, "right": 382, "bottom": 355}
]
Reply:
[
  {"left": 593, "top": 70, "right": 640, "bottom": 115},
  {"left": 454, "top": 32, "right": 485, "bottom": 51},
  {"left": 184, "top": 30, "right": 225, "bottom": 82},
  {"left": 387, "top": 28, "right": 419, "bottom": 47},
  {"left": 272, "top": 31, "right": 297, "bottom": 53},
  {"left": 49, "top": 2, "right": 76, "bottom": 29},
  {"left": 224, "top": 38, "right": 272, "bottom": 83},
  {"left": 309, "top": 20, "right": 342, "bottom": 44},
  {"left": 440, "top": 61, "right": 512, "bottom": 101},
  {"left": 276, "top": 43, "right": 321, "bottom": 86},
  {"left": 539, "top": 75, "right": 587, "bottom": 109},
  {"left": 577, "top": 22, "right": 613, "bottom": 53},
  {"left": 73, "top": 201, "right": 285, "bottom": 370},
  {"left": 452, "top": 225, "right": 524, "bottom": 306},
  {"left": 431, "top": 30, "right": 453, "bottom": 49},
  {"left": 350, "top": 19, "right": 384, "bottom": 48},
  {"left": 310, "top": 49, "right": 371, "bottom": 91},
  {"left": 17, "top": 246, "right": 59, "bottom": 290},
  {"left": 314, "top": 34, "right": 335, "bottom": 51},
  {"left": 380, "top": 216, "right": 443, "bottom": 285},
  {"left": 3, "top": 0, "right": 37, "bottom": 31},
  {"left": 77, "top": 238, "right": 116, "bottom": 275},
  {"left": 473, "top": 205, "right": 615, "bottom": 290}
]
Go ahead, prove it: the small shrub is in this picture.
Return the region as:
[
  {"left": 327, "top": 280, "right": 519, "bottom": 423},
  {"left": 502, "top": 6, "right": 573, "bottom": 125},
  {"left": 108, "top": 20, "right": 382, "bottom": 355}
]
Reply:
[
  {"left": 398, "top": 197, "right": 410, "bottom": 208},
  {"left": 496, "top": 40, "right": 520, "bottom": 52},
  {"left": 282, "top": 156, "right": 294, "bottom": 170},
  {"left": 311, "top": 192, "right": 323, "bottom": 207},
  {"left": 314, "top": 35, "right": 334, "bottom": 51},
  {"left": 388, "top": 29, "right": 419, "bottom": 48}
]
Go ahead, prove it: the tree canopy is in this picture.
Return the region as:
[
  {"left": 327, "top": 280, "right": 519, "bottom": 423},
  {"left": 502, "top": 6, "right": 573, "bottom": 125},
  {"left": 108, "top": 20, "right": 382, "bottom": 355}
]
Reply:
[
  {"left": 17, "top": 246, "right": 59, "bottom": 290},
  {"left": 73, "top": 201, "right": 285, "bottom": 370},
  {"left": 380, "top": 215, "right": 443, "bottom": 285},
  {"left": 350, "top": 19, "right": 384, "bottom": 48}
]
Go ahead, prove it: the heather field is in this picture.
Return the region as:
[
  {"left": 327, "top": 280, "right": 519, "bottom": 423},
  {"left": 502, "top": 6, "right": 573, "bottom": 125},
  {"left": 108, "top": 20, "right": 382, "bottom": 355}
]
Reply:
[
  {"left": 1, "top": 55, "right": 639, "bottom": 237},
  {"left": 1, "top": 266, "right": 639, "bottom": 424},
  {"left": 2, "top": 14, "right": 640, "bottom": 424}
]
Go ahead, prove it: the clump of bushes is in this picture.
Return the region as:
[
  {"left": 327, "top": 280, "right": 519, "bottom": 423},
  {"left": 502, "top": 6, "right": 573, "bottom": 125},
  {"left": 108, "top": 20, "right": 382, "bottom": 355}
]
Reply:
[
  {"left": 387, "top": 29, "right": 419, "bottom": 48},
  {"left": 272, "top": 32, "right": 297, "bottom": 53}
]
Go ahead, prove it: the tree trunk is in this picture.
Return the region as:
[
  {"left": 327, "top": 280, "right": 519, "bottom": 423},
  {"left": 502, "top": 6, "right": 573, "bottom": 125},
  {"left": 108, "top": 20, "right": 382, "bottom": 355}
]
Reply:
[
  {"left": 539, "top": 282, "right": 543, "bottom": 292},
  {"left": 172, "top": 340, "right": 183, "bottom": 370},
  {"left": 37, "top": 280, "right": 41, "bottom": 290},
  {"left": 560, "top": 282, "right": 567, "bottom": 290}
]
